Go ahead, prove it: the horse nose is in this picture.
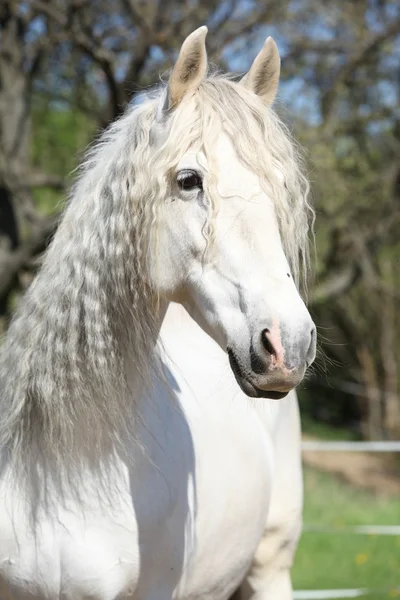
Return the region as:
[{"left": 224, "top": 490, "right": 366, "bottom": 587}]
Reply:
[{"left": 260, "top": 323, "right": 316, "bottom": 370}]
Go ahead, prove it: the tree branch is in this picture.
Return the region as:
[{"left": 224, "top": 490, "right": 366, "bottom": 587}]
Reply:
[
  {"left": 321, "top": 19, "right": 400, "bottom": 121},
  {"left": 309, "top": 265, "right": 361, "bottom": 305},
  {"left": 22, "top": 172, "right": 65, "bottom": 190}
]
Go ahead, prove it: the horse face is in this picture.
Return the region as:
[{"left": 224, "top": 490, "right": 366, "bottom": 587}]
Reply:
[{"left": 152, "top": 132, "right": 316, "bottom": 399}]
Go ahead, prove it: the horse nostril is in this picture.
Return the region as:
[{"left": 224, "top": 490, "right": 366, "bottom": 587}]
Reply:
[
  {"left": 261, "top": 328, "right": 276, "bottom": 357},
  {"left": 260, "top": 328, "right": 285, "bottom": 368},
  {"left": 306, "top": 326, "right": 317, "bottom": 367}
]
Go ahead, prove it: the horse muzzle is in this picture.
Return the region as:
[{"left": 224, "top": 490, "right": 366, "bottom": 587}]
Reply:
[{"left": 227, "top": 323, "right": 316, "bottom": 399}]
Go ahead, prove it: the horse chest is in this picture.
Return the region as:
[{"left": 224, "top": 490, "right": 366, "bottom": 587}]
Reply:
[
  {"left": 130, "top": 376, "right": 274, "bottom": 600},
  {"left": 173, "top": 401, "right": 273, "bottom": 600}
]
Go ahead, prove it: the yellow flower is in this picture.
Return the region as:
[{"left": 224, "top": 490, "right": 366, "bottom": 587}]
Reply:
[
  {"left": 355, "top": 553, "right": 368, "bottom": 565},
  {"left": 389, "top": 590, "right": 399, "bottom": 598}
]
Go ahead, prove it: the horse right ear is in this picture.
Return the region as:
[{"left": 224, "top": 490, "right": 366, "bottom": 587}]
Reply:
[{"left": 163, "top": 26, "right": 208, "bottom": 112}]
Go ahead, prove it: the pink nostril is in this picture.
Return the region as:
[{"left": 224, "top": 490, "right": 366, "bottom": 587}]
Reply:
[
  {"left": 261, "top": 328, "right": 285, "bottom": 367},
  {"left": 261, "top": 329, "right": 275, "bottom": 355}
]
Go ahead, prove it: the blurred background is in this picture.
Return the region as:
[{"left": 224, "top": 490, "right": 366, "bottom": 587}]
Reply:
[{"left": 0, "top": 0, "right": 399, "bottom": 595}]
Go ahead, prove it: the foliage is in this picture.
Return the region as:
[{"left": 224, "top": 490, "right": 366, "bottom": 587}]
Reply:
[{"left": 31, "top": 101, "right": 96, "bottom": 215}]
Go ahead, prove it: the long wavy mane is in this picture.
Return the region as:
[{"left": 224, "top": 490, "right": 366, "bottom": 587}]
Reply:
[{"left": 0, "top": 75, "right": 312, "bottom": 506}]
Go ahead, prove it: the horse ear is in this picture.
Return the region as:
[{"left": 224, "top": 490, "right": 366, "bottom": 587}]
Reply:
[
  {"left": 166, "top": 26, "right": 208, "bottom": 110},
  {"left": 240, "top": 37, "right": 280, "bottom": 105}
]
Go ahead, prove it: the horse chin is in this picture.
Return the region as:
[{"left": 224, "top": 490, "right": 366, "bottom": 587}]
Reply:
[
  {"left": 236, "top": 377, "right": 289, "bottom": 400},
  {"left": 228, "top": 349, "right": 289, "bottom": 400}
]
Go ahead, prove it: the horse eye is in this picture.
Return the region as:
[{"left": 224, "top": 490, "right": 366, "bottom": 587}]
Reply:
[{"left": 177, "top": 169, "right": 203, "bottom": 191}]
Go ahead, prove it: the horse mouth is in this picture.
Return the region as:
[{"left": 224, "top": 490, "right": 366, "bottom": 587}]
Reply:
[{"left": 227, "top": 349, "right": 288, "bottom": 400}]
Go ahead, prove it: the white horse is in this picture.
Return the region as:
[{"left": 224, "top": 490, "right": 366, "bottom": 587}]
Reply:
[{"left": 0, "top": 27, "right": 315, "bottom": 600}]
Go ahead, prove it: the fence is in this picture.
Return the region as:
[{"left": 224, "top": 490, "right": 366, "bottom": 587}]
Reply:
[
  {"left": 294, "top": 588, "right": 400, "bottom": 599},
  {"left": 295, "top": 440, "right": 400, "bottom": 600}
]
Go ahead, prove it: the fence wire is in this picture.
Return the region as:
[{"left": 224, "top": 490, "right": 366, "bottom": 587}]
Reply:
[{"left": 294, "top": 587, "right": 400, "bottom": 599}]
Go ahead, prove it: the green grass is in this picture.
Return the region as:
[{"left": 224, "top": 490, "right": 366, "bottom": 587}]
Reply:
[{"left": 293, "top": 467, "right": 400, "bottom": 598}]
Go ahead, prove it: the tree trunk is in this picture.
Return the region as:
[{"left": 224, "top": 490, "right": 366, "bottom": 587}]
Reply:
[
  {"left": 357, "top": 345, "right": 383, "bottom": 440},
  {"left": 380, "top": 260, "right": 400, "bottom": 438},
  {"left": 0, "top": 2, "right": 34, "bottom": 318}
]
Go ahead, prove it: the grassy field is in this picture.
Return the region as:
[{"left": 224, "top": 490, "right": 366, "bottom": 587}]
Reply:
[{"left": 293, "top": 467, "right": 400, "bottom": 598}]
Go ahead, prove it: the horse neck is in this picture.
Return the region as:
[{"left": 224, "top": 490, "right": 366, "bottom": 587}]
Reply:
[{"left": 125, "top": 297, "right": 170, "bottom": 398}]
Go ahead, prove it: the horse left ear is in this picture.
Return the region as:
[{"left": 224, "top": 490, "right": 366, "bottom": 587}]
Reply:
[
  {"left": 166, "top": 26, "right": 208, "bottom": 110},
  {"left": 240, "top": 37, "right": 280, "bottom": 105}
]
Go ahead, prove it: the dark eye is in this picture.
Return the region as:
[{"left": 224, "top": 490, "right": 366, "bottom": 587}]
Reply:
[{"left": 177, "top": 169, "right": 203, "bottom": 191}]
